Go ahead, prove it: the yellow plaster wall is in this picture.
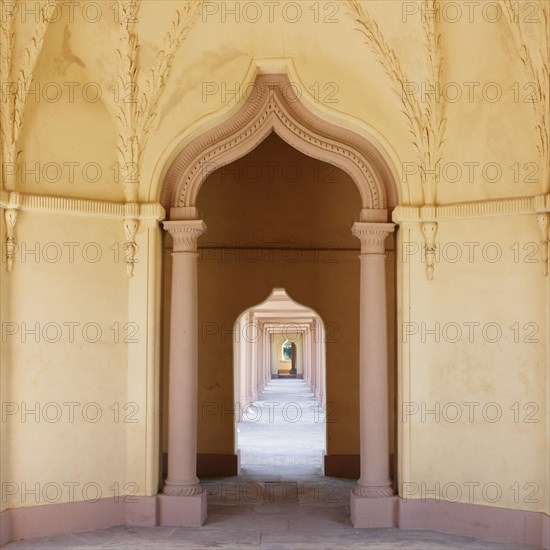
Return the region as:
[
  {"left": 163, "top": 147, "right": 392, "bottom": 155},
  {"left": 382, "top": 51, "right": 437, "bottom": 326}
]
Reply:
[
  {"left": 0, "top": 213, "right": 131, "bottom": 511},
  {"left": 0, "top": 0, "right": 547, "bottom": 520},
  {"left": 398, "top": 214, "right": 549, "bottom": 514}
]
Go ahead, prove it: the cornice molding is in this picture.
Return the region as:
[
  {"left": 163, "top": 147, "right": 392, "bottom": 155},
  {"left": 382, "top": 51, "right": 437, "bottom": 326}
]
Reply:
[
  {"left": 0, "top": 191, "right": 165, "bottom": 221},
  {"left": 394, "top": 195, "right": 550, "bottom": 279},
  {"left": 2, "top": 192, "right": 549, "bottom": 224},
  {"left": 393, "top": 195, "right": 550, "bottom": 222}
]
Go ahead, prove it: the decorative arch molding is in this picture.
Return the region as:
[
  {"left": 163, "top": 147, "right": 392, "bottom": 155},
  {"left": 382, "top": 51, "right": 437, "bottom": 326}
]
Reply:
[{"left": 160, "top": 73, "right": 398, "bottom": 221}]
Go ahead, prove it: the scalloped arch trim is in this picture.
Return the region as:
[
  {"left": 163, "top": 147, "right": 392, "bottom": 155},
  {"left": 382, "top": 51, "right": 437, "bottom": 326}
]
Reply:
[{"left": 161, "top": 74, "right": 398, "bottom": 217}]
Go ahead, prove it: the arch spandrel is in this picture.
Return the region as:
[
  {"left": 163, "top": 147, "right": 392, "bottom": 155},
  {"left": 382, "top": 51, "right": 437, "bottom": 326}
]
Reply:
[{"left": 160, "top": 74, "right": 398, "bottom": 220}]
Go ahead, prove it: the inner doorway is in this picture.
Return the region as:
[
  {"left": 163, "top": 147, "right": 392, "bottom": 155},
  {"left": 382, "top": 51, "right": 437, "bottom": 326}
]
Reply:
[
  {"left": 234, "top": 289, "right": 326, "bottom": 475},
  {"left": 191, "top": 131, "right": 367, "bottom": 479}
]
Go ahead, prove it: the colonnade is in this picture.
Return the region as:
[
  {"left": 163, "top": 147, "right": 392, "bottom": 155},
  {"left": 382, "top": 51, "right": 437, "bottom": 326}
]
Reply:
[
  {"left": 161, "top": 219, "right": 395, "bottom": 527},
  {"left": 233, "top": 313, "right": 325, "bottom": 419}
]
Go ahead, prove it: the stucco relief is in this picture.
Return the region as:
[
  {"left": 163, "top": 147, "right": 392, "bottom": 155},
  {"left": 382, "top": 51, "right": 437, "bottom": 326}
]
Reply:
[
  {"left": 113, "top": 0, "right": 201, "bottom": 276},
  {"left": 347, "top": 0, "right": 446, "bottom": 278},
  {"left": 0, "top": 0, "right": 58, "bottom": 271},
  {"left": 114, "top": 0, "right": 202, "bottom": 202},
  {"left": 4, "top": 204, "right": 18, "bottom": 273},
  {"left": 503, "top": 0, "right": 550, "bottom": 273},
  {"left": 0, "top": 0, "right": 57, "bottom": 188},
  {"left": 123, "top": 215, "right": 139, "bottom": 277},
  {"left": 503, "top": 0, "right": 549, "bottom": 195}
]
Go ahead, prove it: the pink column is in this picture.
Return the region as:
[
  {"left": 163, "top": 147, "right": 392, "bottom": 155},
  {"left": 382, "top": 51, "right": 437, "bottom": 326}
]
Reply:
[
  {"left": 301, "top": 330, "right": 309, "bottom": 384},
  {"left": 267, "top": 330, "right": 273, "bottom": 380},
  {"left": 313, "top": 320, "right": 322, "bottom": 402},
  {"left": 251, "top": 327, "right": 257, "bottom": 402},
  {"left": 269, "top": 330, "right": 275, "bottom": 380},
  {"left": 316, "top": 323, "right": 321, "bottom": 400},
  {"left": 256, "top": 322, "right": 263, "bottom": 396},
  {"left": 310, "top": 324, "right": 317, "bottom": 395},
  {"left": 234, "top": 317, "right": 241, "bottom": 422},
  {"left": 318, "top": 330, "right": 325, "bottom": 407},
  {"left": 257, "top": 324, "right": 263, "bottom": 393},
  {"left": 246, "top": 312, "right": 255, "bottom": 404},
  {"left": 161, "top": 220, "right": 206, "bottom": 498},
  {"left": 350, "top": 222, "right": 396, "bottom": 527},
  {"left": 264, "top": 328, "right": 270, "bottom": 386},
  {"left": 238, "top": 315, "right": 247, "bottom": 420},
  {"left": 303, "top": 330, "right": 309, "bottom": 385},
  {"left": 307, "top": 328, "right": 313, "bottom": 390}
]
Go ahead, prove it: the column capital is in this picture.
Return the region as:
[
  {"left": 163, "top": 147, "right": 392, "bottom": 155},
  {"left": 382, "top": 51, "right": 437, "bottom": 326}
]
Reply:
[
  {"left": 352, "top": 222, "right": 395, "bottom": 255},
  {"left": 163, "top": 220, "right": 206, "bottom": 253}
]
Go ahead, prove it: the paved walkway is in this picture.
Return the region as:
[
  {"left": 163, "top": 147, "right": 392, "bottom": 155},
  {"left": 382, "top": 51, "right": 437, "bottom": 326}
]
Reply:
[{"left": 238, "top": 379, "right": 325, "bottom": 472}]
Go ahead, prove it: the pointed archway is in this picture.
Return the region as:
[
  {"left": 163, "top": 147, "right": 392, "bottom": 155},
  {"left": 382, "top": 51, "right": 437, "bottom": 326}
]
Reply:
[
  {"left": 159, "top": 72, "right": 399, "bottom": 528},
  {"left": 160, "top": 74, "right": 398, "bottom": 218},
  {"left": 233, "top": 289, "right": 326, "bottom": 474}
]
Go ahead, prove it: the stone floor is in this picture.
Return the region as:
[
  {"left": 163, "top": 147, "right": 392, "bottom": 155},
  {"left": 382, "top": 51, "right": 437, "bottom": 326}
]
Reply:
[
  {"left": 4, "top": 380, "right": 544, "bottom": 549},
  {"left": 237, "top": 379, "right": 325, "bottom": 469},
  {"left": 5, "top": 501, "right": 543, "bottom": 549}
]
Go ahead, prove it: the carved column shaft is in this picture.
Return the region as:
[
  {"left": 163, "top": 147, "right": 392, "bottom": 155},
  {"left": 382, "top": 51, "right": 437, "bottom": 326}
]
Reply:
[
  {"left": 538, "top": 214, "right": 549, "bottom": 276},
  {"left": 4, "top": 208, "right": 18, "bottom": 272},
  {"left": 352, "top": 222, "right": 395, "bottom": 498},
  {"left": 422, "top": 221, "right": 438, "bottom": 280},
  {"left": 123, "top": 216, "right": 139, "bottom": 278},
  {"left": 162, "top": 220, "right": 206, "bottom": 496}
]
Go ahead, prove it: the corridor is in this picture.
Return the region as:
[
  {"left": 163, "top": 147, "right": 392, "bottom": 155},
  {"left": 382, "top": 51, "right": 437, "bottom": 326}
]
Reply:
[{"left": 238, "top": 378, "right": 326, "bottom": 474}]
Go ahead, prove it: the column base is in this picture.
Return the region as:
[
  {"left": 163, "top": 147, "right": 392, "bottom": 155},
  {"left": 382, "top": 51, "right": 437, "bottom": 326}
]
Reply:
[
  {"left": 350, "top": 491, "right": 399, "bottom": 528},
  {"left": 162, "top": 478, "right": 201, "bottom": 496},
  {"left": 157, "top": 493, "right": 207, "bottom": 527}
]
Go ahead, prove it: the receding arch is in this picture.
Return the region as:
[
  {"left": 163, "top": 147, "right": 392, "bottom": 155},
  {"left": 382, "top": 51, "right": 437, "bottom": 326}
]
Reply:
[
  {"left": 233, "top": 288, "right": 327, "bottom": 474},
  {"left": 160, "top": 73, "right": 398, "bottom": 219}
]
